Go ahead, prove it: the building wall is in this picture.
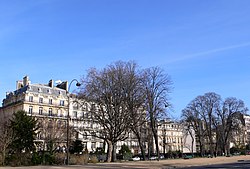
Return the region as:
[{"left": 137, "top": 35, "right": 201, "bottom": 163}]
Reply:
[
  {"left": 182, "top": 126, "right": 196, "bottom": 154},
  {"left": 1, "top": 76, "right": 197, "bottom": 155},
  {"left": 244, "top": 115, "right": 250, "bottom": 144},
  {"left": 0, "top": 76, "right": 104, "bottom": 153},
  {"left": 157, "top": 120, "right": 196, "bottom": 154}
]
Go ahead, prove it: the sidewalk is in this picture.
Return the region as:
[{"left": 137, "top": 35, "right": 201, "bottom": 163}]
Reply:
[
  {"left": 1, "top": 155, "right": 250, "bottom": 169},
  {"left": 158, "top": 155, "right": 250, "bottom": 168}
]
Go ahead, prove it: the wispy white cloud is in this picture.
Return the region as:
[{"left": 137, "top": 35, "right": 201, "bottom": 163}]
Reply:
[{"left": 166, "top": 42, "right": 250, "bottom": 64}]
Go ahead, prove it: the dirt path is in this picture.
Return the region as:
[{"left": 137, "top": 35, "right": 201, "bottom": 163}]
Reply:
[{"left": 1, "top": 155, "right": 250, "bottom": 169}]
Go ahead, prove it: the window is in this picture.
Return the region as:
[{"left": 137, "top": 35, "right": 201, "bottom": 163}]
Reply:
[
  {"left": 37, "top": 133, "right": 42, "bottom": 139},
  {"left": 39, "top": 107, "right": 43, "bottom": 115},
  {"left": 99, "top": 142, "right": 104, "bottom": 148},
  {"left": 29, "top": 96, "right": 33, "bottom": 102},
  {"left": 73, "top": 111, "right": 77, "bottom": 118},
  {"left": 60, "top": 100, "right": 64, "bottom": 106},
  {"left": 57, "top": 120, "right": 62, "bottom": 128},
  {"left": 28, "top": 106, "right": 33, "bottom": 114},
  {"left": 48, "top": 108, "right": 53, "bottom": 116},
  {"left": 83, "top": 142, "right": 87, "bottom": 149},
  {"left": 85, "top": 103, "right": 89, "bottom": 111},
  {"left": 39, "top": 97, "right": 43, "bottom": 103},
  {"left": 58, "top": 109, "right": 63, "bottom": 117},
  {"left": 91, "top": 142, "right": 96, "bottom": 149},
  {"left": 75, "top": 132, "right": 79, "bottom": 139},
  {"left": 91, "top": 104, "right": 95, "bottom": 112},
  {"left": 49, "top": 99, "right": 53, "bottom": 105},
  {"left": 73, "top": 103, "right": 78, "bottom": 110}
]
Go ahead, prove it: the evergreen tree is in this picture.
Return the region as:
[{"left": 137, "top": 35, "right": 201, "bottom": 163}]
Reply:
[
  {"left": 10, "top": 110, "right": 38, "bottom": 153},
  {"left": 69, "top": 140, "right": 84, "bottom": 154}
]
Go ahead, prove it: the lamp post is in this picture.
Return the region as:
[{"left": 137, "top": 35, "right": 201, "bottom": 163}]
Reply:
[{"left": 66, "top": 79, "right": 81, "bottom": 165}]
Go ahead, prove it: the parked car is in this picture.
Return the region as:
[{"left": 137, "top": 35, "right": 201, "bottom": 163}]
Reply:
[
  {"left": 149, "top": 156, "right": 158, "bottom": 160},
  {"left": 132, "top": 156, "right": 141, "bottom": 161},
  {"left": 159, "top": 155, "right": 165, "bottom": 159}
]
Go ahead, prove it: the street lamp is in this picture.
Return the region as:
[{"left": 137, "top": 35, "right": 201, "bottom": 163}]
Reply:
[{"left": 66, "top": 79, "right": 81, "bottom": 165}]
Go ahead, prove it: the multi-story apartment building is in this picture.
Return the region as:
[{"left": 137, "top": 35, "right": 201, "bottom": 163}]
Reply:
[
  {"left": 1, "top": 76, "right": 196, "bottom": 156},
  {"left": 230, "top": 114, "right": 250, "bottom": 149},
  {"left": 243, "top": 115, "right": 250, "bottom": 145},
  {"left": 157, "top": 119, "right": 196, "bottom": 155},
  {"left": 1, "top": 76, "right": 103, "bottom": 152}
]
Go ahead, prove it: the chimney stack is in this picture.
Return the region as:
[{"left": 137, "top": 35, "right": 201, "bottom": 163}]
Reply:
[
  {"left": 48, "top": 79, "right": 54, "bottom": 87},
  {"left": 23, "top": 76, "right": 30, "bottom": 87},
  {"left": 16, "top": 80, "right": 23, "bottom": 90}
]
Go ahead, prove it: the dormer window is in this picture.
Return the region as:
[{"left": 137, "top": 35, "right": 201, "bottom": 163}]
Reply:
[
  {"left": 47, "top": 89, "right": 51, "bottom": 93},
  {"left": 38, "top": 88, "right": 42, "bottom": 92}
]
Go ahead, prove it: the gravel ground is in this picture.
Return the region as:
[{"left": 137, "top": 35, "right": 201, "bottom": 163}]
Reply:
[{"left": 1, "top": 155, "right": 250, "bottom": 169}]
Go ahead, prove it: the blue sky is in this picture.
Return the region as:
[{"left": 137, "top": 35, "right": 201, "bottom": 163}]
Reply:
[{"left": 1, "top": 0, "right": 250, "bottom": 119}]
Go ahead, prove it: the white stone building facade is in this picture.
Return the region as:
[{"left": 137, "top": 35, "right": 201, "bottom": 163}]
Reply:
[{"left": 1, "top": 76, "right": 196, "bottom": 155}]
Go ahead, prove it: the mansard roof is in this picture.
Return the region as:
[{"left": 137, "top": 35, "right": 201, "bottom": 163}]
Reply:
[{"left": 7, "top": 83, "right": 67, "bottom": 99}]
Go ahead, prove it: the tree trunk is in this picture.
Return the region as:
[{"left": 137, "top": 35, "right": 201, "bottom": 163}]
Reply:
[
  {"left": 2, "top": 145, "right": 6, "bottom": 166},
  {"left": 134, "top": 130, "right": 146, "bottom": 160},
  {"left": 199, "top": 139, "right": 204, "bottom": 157},
  {"left": 189, "top": 128, "right": 195, "bottom": 157},
  {"left": 148, "top": 140, "right": 151, "bottom": 160},
  {"left": 106, "top": 140, "right": 113, "bottom": 162},
  {"left": 111, "top": 142, "right": 117, "bottom": 162},
  {"left": 191, "top": 139, "right": 194, "bottom": 157},
  {"left": 209, "top": 136, "right": 214, "bottom": 157},
  {"left": 152, "top": 127, "right": 160, "bottom": 161},
  {"left": 1, "top": 149, "right": 6, "bottom": 166},
  {"left": 138, "top": 136, "right": 146, "bottom": 160}
]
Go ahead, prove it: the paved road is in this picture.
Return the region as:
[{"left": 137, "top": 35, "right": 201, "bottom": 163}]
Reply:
[
  {"left": 182, "top": 160, "right": 250, "bottom": 169},
  {"left": 1, "top": 156, "right": 250, "bottom": 169}
]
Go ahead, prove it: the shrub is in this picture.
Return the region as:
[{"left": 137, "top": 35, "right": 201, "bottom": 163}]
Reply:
[
  {"left": 6, "top": 153, "right": 33, "bottom": 166},
  {"left": 31, "top": 152, "right": 43, "bottom": 165},
  {"left": 89, "top": 155, "right": 98, "bottom": 163},
  {"left": 43, "top": 152, "right": 55, "bottom": 165},
  {"left": 123, "top": 152, "right": 132, "bottom": 161},
  {"left": 69, "top": 154, "right": 89, "bottom": 165},
  {"left": 54, "top": 153, "right": 65, "bottom": 165},
  {"left": 0, "top": 154, "right": 3, "bottom": 166},
  {"left": 119, "top": 144, "right": 132, "bottom": 160}
]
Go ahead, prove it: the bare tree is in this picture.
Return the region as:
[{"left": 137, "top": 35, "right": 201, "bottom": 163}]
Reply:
[
  {"left": 182, "top": 93, "right": 248, "bottom": 157},
  {"left": 214, "top": 97, "right": 247, "bottom": 155},
  {"left": 122, "top": 62, "right": 147, "bottom": 160},
  {"left": 0, "top": 121, "right": 13, "bottom": 166},
  {"left": 80, "top": 61, "right": 133, "bottom": 162},
  {"left": 182, "top": 92, "right": 221, "bottom": 156},
  {"left": 195, "top": 93, "right": 221, "bottom": 157},
  {"left": 143, "top": 67, "right": 172, "bottom": 160},
  {"left": 182, "top": 106, "right": 206, "bottom": 156},
  {"left": 37, "top": 117, "right": 69, "bottom": 152},
  {"left": 182, "top": 120, "right": 195, "bottom": 157}
]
